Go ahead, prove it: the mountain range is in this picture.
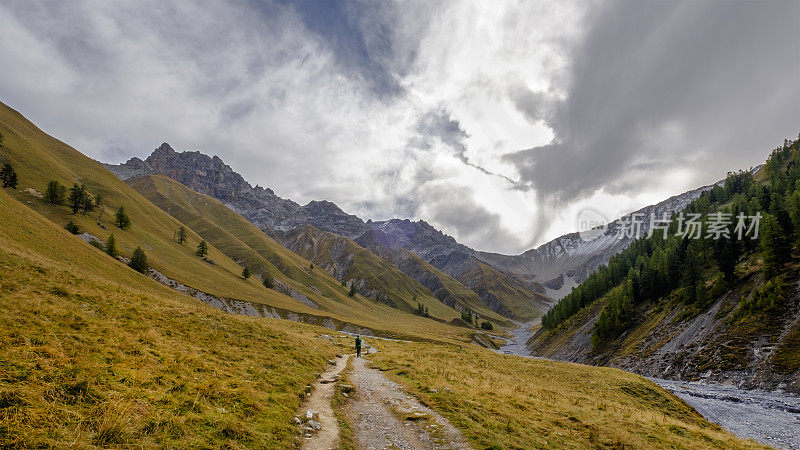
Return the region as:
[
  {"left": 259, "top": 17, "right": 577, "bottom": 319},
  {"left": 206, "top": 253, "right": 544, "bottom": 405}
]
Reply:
[{"left": 104, "top": 142, "right": 723, "bottom": 317}]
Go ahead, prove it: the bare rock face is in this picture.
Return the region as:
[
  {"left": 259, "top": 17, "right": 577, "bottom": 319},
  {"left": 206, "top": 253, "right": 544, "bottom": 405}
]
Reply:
[{"left": 104, "top": 143, "right": 368, "bottom": 239}]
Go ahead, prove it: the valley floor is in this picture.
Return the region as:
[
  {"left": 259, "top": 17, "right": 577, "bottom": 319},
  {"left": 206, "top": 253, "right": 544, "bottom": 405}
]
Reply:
[{"left": 500, "top": 323, "right": 800, "bottom": 448}]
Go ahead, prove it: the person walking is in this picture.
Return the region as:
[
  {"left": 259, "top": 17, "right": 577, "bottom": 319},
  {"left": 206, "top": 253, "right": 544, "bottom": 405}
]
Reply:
[{"left": 355, "top": 335, "right": 362, "bottom": 358}]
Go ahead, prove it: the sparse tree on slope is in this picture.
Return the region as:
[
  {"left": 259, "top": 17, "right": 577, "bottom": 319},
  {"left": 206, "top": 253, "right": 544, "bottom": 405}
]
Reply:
[
  {"left": 242, "top": 266, "right": 251, "bottom": 280},
  {"left": 176, "top": 226, "right": 187, "bottom": 244},
  {"left": 196, "top": 240, "right": 208, "bottom": 257},
  {"left": 348, "top": 282, "right": 356, "bottom": 297},
  {"left": 64, "top": 221, "right": 79, "bottom": 234},
  {"left": 68, "top": 183, "right": 87, "bottom": 213},
  {"left": 1, "top": 163, "right": 18, "bottom": 189},
  {"left": 105, "top": 234, "right": 118, "bottom": 258},
  {"left": 45, "top": 180, "right": 66, "bottom": 205},
  {"left": 128, "top": 247, "right": 148, "bottom": 274},
  {"left": 114, "top": 206, "right": 130, "bottom": 229}
]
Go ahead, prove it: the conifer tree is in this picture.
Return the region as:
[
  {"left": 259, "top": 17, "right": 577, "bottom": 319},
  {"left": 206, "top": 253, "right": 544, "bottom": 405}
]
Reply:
[
  {"left": 348, "top": 282, "right": 356, "bottom": 297},
  {"left": 128, "top": 247, "right": 148, "bottom": 274},
  {"left": 177, "top": 226, "right": 187, "bottom": 244},
  {"left": 242, "top": 266, "right": 251, "bottom": 279},
  {"left": 105, "top": 234, "right": 118, "bottom": 258},
  {"left": 761, "top": 214, "right": 790, "bottom": 279},
  {"left": 68, "top": 184, "right": 86, "bottom": 214},
  {"left": 0, "top": 163, "right": 17, "bottom": 189},
  {"left": 196, "top": 240, "right": 208, "bottom": 257},
  {"left": 45, "top": 180, "right": 66, "bottom": 205},
  {"left": 114, "top": 206, "right": 131, "bottom": 229}
]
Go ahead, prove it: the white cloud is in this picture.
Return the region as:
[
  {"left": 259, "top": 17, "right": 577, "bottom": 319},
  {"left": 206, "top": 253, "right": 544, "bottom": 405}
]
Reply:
[{"left": 2, "top": 0, "right": 793, "bottom": 254}]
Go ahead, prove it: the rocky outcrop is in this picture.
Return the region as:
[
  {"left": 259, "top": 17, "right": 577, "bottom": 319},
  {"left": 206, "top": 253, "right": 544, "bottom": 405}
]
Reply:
[
  {"left": 105, "top": 144, "right": 552, "bottom": 319},
  {"left": 104, "top": 143, "right": 368, "bottom": 238}
]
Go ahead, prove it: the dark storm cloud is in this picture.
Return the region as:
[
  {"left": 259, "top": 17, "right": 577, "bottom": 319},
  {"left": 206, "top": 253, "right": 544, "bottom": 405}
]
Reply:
[
  {"left": 505, "top": 0, "right": 800, "bottom": 205},
  {"left": 413, "top": 107, "right": 516, "bottom": 182}
]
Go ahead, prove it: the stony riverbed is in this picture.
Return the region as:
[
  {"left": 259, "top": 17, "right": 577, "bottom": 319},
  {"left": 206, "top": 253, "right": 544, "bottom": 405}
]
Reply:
[{"left": 498, "top": 322, "right": 800, "bottom": 449}]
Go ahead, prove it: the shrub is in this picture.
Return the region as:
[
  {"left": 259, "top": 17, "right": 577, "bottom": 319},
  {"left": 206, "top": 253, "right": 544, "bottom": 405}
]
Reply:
[
  {"left": 480, "top": 321, "right": 494, "bottom": 330},
  {"left": 64, "top": 221, "right": 79, "bottom": 234},
  {"left": 263, "top": 273, "right": 273, "bottom": 289}
]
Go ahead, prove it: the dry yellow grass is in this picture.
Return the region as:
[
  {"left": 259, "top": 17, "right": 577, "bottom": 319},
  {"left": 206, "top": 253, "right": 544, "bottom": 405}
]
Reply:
[
  {"left": 367, "top": 340, "right": 766, "bottom": 449},
  {"left": 0, "top": 187, "right": 346, "bottom": 447}
]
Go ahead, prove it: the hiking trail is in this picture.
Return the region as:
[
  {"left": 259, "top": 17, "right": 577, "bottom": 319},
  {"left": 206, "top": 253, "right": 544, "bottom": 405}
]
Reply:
[
  {"left": 343, "top": 355, "right": 471, "bottom": 449},
  {"left": 301, "top": 354, "right": 351, "bottom": 450}
]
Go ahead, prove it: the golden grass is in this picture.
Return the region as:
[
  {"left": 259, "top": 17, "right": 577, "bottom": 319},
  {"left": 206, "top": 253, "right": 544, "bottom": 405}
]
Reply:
[
  {"left": 0, "top": 100, "right": 482, "bottom": 344},
  {"left": 367, "top": 341, "right": 766, "bottom": 449},
  {"left": 0, "top": 188, "right": 348, "bottom": 447}
]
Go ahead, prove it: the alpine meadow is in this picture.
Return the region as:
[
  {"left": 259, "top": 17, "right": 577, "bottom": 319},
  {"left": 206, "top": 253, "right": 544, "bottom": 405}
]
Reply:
[{"left": 1, "top": 1, "right": 799, "bottom": 448}]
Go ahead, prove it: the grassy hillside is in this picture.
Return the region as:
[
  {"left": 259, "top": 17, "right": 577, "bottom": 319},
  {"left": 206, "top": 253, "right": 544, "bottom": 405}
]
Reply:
[
  {"left": 465, "top": 258, "right": 551, "bottom": 321},
  {"left": 0, "top": 186, "right": 347, "bottom": 447},
  {"left": 0, "top": 100, "right": 488, "bottom": 343},
  {"left": 282, "top": 224, "right": 467, "bottom": 322},
  {"left": 364, "top": 340, "right": 762, "bottom": 449},
  {"left": 0, "top": 100, "right": 309, "bottom": 313},
  {"left": 391, "top": 248, "right": 512, "bottom": 326}
]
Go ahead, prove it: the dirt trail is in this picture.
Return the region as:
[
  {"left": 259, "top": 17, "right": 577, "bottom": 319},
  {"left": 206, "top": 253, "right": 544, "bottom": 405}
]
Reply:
[
  {"left": 301, "top": 354, "right": 351, "bottom": 450},
  {"left": 344, "top": 356, "right": 471, "bottom": 449}
]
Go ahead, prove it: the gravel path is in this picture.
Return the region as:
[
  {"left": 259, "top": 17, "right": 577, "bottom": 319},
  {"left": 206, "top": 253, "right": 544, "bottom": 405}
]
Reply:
[
  {"left": 301, "top": 354, "right": 351, "bottom": 450},
  {"left": 345, "top": 356, "right": 471, "bottom": 449}
]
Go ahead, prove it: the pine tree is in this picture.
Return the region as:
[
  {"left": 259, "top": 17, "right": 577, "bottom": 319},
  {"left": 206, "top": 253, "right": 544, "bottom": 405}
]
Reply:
[
  {"left": 761, "top": 214, "right": 790, "bottom": 279},
  {"left": 68, "top": 184, "right": 86, "bottom": 214},
  {"left": 0, "top": 163, "right": 17, "bottom": 189},
  {"left": 242, "top": 266, "right": 251, "bottom": 279},
  {"left": 105, "top": 234, "right": 118, "bottom": 258},
  {"left": 128, "top": 247, "right": 148, "bottom": 274},
  {"left": 713, "top": 236, "right": 740, "bottom": 282},
  {"left": 82, "top": 195, "right": 95, "bottom": 213},
  {"left": 263, "top": 272, "right": 273, "bottom": 289},
  {"left": 348, "top": 282, "right": 356, "bottom": 297},
  {"left": 114, "top": 206, "right": 131, "bottom": 229},
  {"left": 45, "top": 180, "right": 66, "bottom": 205},
  {"left": 177, "top": 226, "right": 187, "bottom": 244},
  {"left": 196, "top": 240, "right": 208, "bottom": 257}
]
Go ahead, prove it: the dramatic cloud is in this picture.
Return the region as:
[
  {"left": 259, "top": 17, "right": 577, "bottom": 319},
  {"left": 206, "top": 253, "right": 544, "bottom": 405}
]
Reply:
[
  {"left": 505, "top": 0, "right": 800, "bottom": 203},
  {"left": 0, "top": 0, "right": 796, "bottom": 254}
]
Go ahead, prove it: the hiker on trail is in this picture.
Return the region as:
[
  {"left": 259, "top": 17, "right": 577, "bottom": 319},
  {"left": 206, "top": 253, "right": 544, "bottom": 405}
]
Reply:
[{"left": 355, "top": 335, "right": 362, "bottom": 358}]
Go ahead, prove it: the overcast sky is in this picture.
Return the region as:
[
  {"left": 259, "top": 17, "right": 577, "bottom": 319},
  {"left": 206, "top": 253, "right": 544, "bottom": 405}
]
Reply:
[{"left": 1, "top": 0, "right": 798, "bottom": 254}]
